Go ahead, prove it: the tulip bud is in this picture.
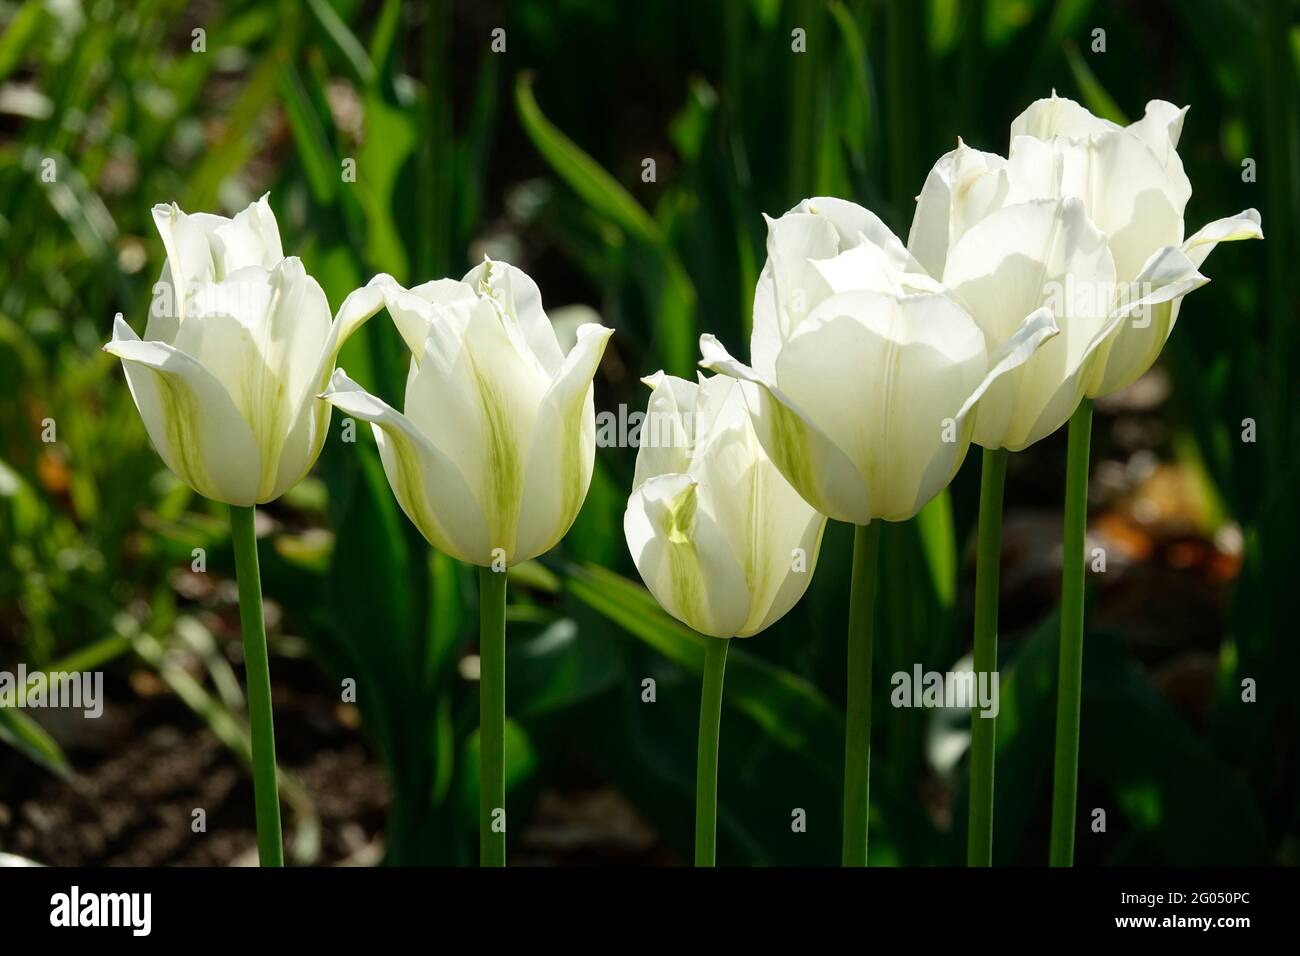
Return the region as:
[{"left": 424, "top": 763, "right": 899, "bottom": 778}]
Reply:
[
  {"left": 624, "top": 372, "right": 826, "bottom": 638},
  {"left": 105, "top": 197, "right": 390, "bottom": 506},
  {"left": 701, "top": 198, "right": 1058, "bottom": 524},
  {"left": 320, "top": 259, "right": 613, "bottom": 567}
]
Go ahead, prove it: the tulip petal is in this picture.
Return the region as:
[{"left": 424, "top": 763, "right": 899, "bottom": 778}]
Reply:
[
  {"left": 775, "top": 292, "right": 990, "bottom": 521},
  {"left": 104, "top": 314, "right": 262, "bottom": 506},
  {"left": 405, "top": 296, "right": 551, "bottom": 560},
  {"left": 319, "top": 369, "right": 490, "bottom": 564},
  {"left": 514, "top": 323, "right": 614, "bottom": 563},
  {"left": 633, "top": 371, "right": 699, "bottom": 489},
  {"left": 464, "top": 258, "right": 566, "bottom": 377},
  {"left": 1008, "top": 130, "right": 1186, "bottom": 284},
  {"left": 792, "top": 196, "right": 917, "bottom": 270},
  {"left": 1009, "top": 92, "right": 1117, "bottom": 142},
  {"left": 624, "top": 474, "right": 750, "bottom": 638},
  {"left": 908, "top": 141, "right": 1011, "bottom": 280},
  {"left": 914, "top": 306, "right": 1058, "bottom": 511},
  {"left": 700, "top": 332, "right": 871, "bottom": 523},
  {"left": 943, "top": 197, "right": 1116, "bottom": 449},
  {"left": 380, "top": 277, "right": 476, "bottom": 360},
  {"left": 1087, "top": 210, "right": 1260, "bottom": 397},
  {"left": 172, "top": 259, "right": 333, "bottom": 501},
  {"left": 687, "top": 378, "right": 826, "bottom": 636}
]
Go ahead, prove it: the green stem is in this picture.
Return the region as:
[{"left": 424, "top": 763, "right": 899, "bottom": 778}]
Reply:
[
  {"left": 694, "top": 637, "right": 730, "bottom": 866},
  {"left": 1050, "top": 398, "right": 1093, "bottom": 866},
  {"left": 967, "top": 447, "right": 1007, "bottom": 866},
  {"left": 478, "top": 566, "right": 507, "bottom": 867},
  {"left": 842, "top": 521, "right": 882, "bottom": 866},
  {"left": 229, "top": 504, "right": 283, "bottom": 867}
]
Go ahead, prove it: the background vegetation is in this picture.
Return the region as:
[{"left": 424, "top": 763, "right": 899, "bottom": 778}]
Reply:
[{"left": 1, "top": 0, "right": 1296, "bottom": 865}]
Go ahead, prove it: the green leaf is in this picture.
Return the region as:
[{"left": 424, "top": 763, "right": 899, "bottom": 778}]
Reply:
[{"left": 0, "top": 705, "right": 71, "bottom": 779}]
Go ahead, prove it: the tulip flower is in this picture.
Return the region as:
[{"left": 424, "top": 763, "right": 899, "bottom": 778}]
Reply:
[
  {"left": 103, "top": 196, "right": 391, "bottom": 866},
  {"left": 625, "top": 371, "right": 826, "bottom": 864},
  {"left": 908, "top": 93, "right": 1263, "bottom": 866},
  {"left": 1005, "top": 93, "right": 1261, "bottom": 867},
  {"left": 700, "top": 197, "right": 1059, "bottom": 865},
  {"left": 320, "top": 258, "right": 612, "bottom": 865}
]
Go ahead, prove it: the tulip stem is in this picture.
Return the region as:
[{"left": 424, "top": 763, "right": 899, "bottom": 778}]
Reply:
[
  {"left": 842, "top": 521, "right": 881, "bottom": 866},
  {"left": 1050, "top": 398, "right": 1092, "bottom": 866},
  {"left": 694, "top": 636, "right": 730, "bottom": 866},
  {"left": 968, "top": 447, "right": 1007, "bottom": 866},
  {"left": 478, "top": 566, "right": 507, "bottom": 867},
  {"left": 229, "top": 504, "right": 283, "bottom": 867}
]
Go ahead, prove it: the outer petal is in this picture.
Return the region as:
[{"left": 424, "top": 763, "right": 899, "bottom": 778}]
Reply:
[
  {"left": 379, "top": 277, "right": 476, "bottom": 360},
  {"left": 405, "top": 296, "right": 551, "bottom": 560},
  {"left": 919, "top": 307, "right": 1059, "bottom": 504},
  {"left": 513, "top": 323, "right": 614, "bottom": 562},
  {"left": 943, "top": 198, "right": 1116, "bottom": 449},
  {"left": 774, "top": 291, "right": 989, "bottom": 521},
  {"left": 688, "top": 378, "right": 827, "bottom": 637},
  {"left": 750, "top": 211, "right": 840, "bottom": 376},
  {"left": 700, "top": 333, "right": 871, "bottom": 523},
  {"left": 624, "top": 474, "right": 750, "bottom": 638},
  {"left": 271, "top": 274, "right": 397, "bottom": 501},
  {"left": 103, "top": 314, "right": 261, "bottom": 506},
  {"left": 1009, "top": 92, "right": 1117, "bottom": 142},
  {"left": 1008, "top": 131, "right": 1186, "bottom": 283},
  {"left": 1125, "top": 100, "right": 1191, "bottom": 212},
  {"left": 792, "top": 196, "right": 918, "bottom": 273},
  {"left": 319, "top": 369, "right": 490, "bottom": 564},
  {"left": 1087, "top": 210, "right": 1260, "bottom": 397},
  {"left": 907, "top": 141, "right": 1011, "bottom": 280},
  {"left": 172, "top": 259, "right": 332, "bottom": 500}
]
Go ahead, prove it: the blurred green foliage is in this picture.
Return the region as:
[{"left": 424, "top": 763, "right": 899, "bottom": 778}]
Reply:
[{"left": 1, "top": 0, "right": 1296, "bottom": 865}]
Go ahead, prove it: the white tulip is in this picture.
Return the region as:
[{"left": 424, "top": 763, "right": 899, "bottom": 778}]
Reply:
[
  {"left": 909, "top": 145, "right": 1121, "bottom": 450},
  {"left": 905, "top": 95, "right": 1263, "bottom": 448},
  {"left": 104, "top": 198, "right": 390, "bottom": 506},
  {"left": 700, "top": 197, "right": 1058, "bottom": 524},
  {"left": 1004, "top": 92, "right": 1262, "bottom": 398},
  {"left": 320, "top": 259, "right": 613, "bottom": 568},
  {"left": 625, "top": 372, "right": 826, "bottom": 638}
]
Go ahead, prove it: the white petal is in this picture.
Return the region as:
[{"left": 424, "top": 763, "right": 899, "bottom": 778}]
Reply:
[
  {"left": 794, "top": 196, "right": 916, "bottom": 272},
  {"left": 1008, "top": 131, "right": 1186, "bottom": 283},
  {"left": 776, "top": 292, "right": 989, "bottom": 521},
  {"left": 1125, "top": 100, "right": 1191, "bottom": 211},
  {"left": 172, "top": 259, "right": 332, "bottom": 500},
  {"left": 632, "top": 371, "right": 699, "bottom": 488},
  {"left": 944, "top": 198, "right": 1116, "bottom": 449},
  {"left": 404, "top": 296, "right": 550, "bottom": 559},
  {"left": 151, "top": 202, "right": 216, "bottom": 328},
  {"left": 103, "top": 315, "right": 261, "bottom": 506},
  {"left": 1009, "top": 92, "right": 1117, "bottom": 142},
  {"left": 907, "top": 141, "right": 1011, "bottom": 280},
  {"left": 463, "top": 258, "right": 566, "bottom": 377},
  {"left": 210, "top": 194, "right": 285, "bottom": 274},
  {"left": 700, "top": 333, "right": 871, "bottom": 523},
  {"left": 319, "top": 369, "right": 490, "bottom": 564},
  {"left": 624, "top": 474, "right": 750, "bottom": 638},
  {"left": 513, "top": 323, "right": 614, "bottom": 562},
  {"left": 1086, "top": 212, "right": 1260, "bottom": 398},
  {"left": 686, "top": 379, "right": 827, "bottom": 636}
]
